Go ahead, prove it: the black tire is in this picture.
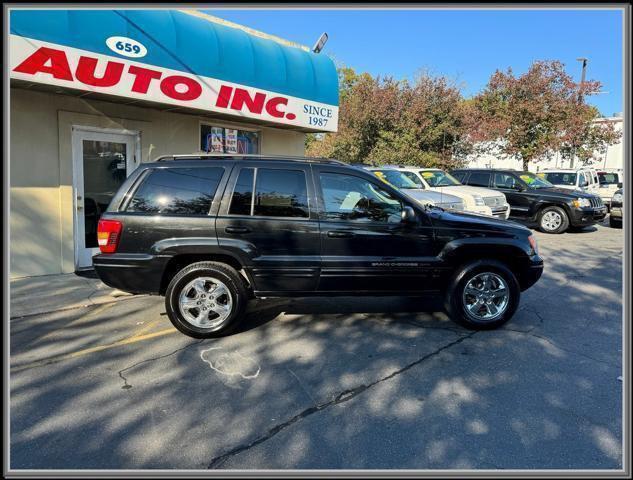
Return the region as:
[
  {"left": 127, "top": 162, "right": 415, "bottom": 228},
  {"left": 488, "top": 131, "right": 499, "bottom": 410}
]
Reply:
[
  {"left": 165, "top": 261, "right": 248, "bottom": 338},
  {"left": 537, "top": 205, "right": 569, "bottom": 234},
  {"left": 444, "top": 259, "right": 521, "bottom": 330},
  {"left": 609, "top": 216, "right": 622, "bottom": 228}
]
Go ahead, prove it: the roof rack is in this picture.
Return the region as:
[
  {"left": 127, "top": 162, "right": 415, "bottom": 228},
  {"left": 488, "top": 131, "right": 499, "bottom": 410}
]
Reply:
[{"left": 155, "top": 153, "right": 348, "bottom": 166}]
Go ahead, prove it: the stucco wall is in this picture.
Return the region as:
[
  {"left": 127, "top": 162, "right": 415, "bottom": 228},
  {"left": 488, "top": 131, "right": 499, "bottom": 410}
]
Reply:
[
  {"left": 465, "top": 118, "right": 625, "bottom": 172},
  {"left": 10, "top": 87, "right": 306, "bottom": 278}
]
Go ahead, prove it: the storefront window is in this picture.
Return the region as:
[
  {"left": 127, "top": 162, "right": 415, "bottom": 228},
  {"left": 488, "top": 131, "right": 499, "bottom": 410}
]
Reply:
[{"left": 200, "top": 124, "right": 260, "bottom": 154}]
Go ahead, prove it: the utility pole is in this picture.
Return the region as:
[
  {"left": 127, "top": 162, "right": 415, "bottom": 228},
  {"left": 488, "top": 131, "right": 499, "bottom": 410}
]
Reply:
[{"left": 571, "top": 57, "right": 588, "bottom": 168}]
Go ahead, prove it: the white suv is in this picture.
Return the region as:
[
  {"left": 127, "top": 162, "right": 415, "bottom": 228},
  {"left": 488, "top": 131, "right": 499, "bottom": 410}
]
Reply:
[
  {"left": 391, "top": 167, "right": 510, "bottom": 219},
  {"left": 539, "top": 168, "right": 600, "bottom": 195},
  {"left": 597, "top": 169, "right": 624, "bottom": 210}
]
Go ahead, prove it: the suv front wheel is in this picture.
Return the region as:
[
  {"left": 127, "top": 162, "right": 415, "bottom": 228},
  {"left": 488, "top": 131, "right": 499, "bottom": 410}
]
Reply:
[
  {"left": 444, "top": 260, "right": 520, "bottom": 330},
  {"left": 537, "top": 206, "right": 569, "bottom": 234},
  {"left": 165, "top": 261, "right": 248, "bottom": 338}
]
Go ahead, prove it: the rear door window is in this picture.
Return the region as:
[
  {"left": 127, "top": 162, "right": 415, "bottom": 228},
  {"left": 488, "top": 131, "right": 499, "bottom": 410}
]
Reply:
[
  {"left": 229, "top": 168, "right": 309, "bottom": 218},
  {"left": 467, "top": 171, "right": 492, "bottom": 187},
  {"left": 254, "top": 169, "right": 309, "bottom": 218},
  {"left": 126, "top": 167, "right": 224, "bottom": 215}
]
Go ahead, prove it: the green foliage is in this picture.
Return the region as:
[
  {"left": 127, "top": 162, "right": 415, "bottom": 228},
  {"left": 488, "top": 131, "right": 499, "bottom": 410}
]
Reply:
[
  {"left": 307, "top": 66, "right": 470, "bottom": 169},
  {"left": 307, "top": 62, "right": 620, "bottom": 171},
  {"left": 466, "top": 60, "right": 621, "bottom": 169}
]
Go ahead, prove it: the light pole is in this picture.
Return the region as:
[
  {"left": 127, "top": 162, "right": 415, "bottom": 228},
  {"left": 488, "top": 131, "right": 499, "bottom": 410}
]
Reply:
[
  {"left": 570, "top": 57, "right": 588, "bottom": 168},
  {"left": 576, "top": 57, "right": 588, "bottom": 103}
]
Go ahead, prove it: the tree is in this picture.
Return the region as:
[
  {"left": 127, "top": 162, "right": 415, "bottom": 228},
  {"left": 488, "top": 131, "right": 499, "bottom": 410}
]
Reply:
[
  {"left": 306, "top": 67, "right": 471, "bottom": 168},
  {"left": 467, "top": 60, "right": 621, "bottom": 170}
]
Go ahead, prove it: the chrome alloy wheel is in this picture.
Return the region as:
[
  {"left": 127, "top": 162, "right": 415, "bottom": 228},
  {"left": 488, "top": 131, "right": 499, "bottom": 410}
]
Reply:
[
  {"left": 541, "top": 211, "right": 563, "bottom": 231},
  {"left": 462, "top": 272, "right": 509, "bottom": 321},
  {"left": 178, "top": 277, "right": 233, "bottom": 328}
]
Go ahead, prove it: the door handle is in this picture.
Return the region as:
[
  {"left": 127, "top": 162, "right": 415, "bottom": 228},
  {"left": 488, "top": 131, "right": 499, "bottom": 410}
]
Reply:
[
  {"left": 327, "top": 230, "right": 354, "bottom": 238},
  {"left": 225, "top": 226, "right": 251, "bottom": 234}
]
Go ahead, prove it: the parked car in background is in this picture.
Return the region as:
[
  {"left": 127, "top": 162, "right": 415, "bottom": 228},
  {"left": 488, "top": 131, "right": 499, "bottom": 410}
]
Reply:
[
  {"left": 94, "top": 154, "right": 543, "bottom": 337},
  {"left": 538, "top": 168, "right": 600, "bottom": 195},
  {"left": 367, "top": 167, "right": 466, "bottom": 212},
  {"left": 451, "top": 168, "right": 607, "bottom": 234},
  {"left": 386, "top": 166, "right": 510, "bottom": 219},
  {"left": 610, "top": 188, "right": 623, "bottom": 228},
  {"left": 597, "top": 169, "right": 624, "bottom": 211}
]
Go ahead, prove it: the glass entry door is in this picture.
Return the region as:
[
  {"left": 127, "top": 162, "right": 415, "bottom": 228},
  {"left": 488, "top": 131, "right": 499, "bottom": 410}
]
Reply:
[{"left": 72, "top": 128, "right": 137, "bottom": 269}]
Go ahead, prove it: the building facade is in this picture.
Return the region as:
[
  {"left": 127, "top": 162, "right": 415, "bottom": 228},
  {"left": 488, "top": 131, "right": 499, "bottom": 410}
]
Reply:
[
  {"left": 465, "top": 115, "right": 624, "bottom": 172},
  {"left": 9, "top": 9, "right": 339, "bottom": 278}
]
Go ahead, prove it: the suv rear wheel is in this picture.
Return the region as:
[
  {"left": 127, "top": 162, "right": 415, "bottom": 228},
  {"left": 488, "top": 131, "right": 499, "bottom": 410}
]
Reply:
[
  {"left": 165, "top": 261, "right": 248, "bottom": 338},
  {"left": 444, "top": 260, "right": 520, "bottom": 330},
  {"left": 537, "top": 206, "right": 569, "bottom": 234}
]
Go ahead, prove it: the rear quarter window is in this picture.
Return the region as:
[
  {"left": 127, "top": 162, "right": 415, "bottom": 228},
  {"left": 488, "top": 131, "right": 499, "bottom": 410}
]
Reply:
[
  {"left": 126, "top": 167, "right": 224, "bottom": 215},
  {"left": 467, "top": 172, "right": 491, "bottom": 187}
]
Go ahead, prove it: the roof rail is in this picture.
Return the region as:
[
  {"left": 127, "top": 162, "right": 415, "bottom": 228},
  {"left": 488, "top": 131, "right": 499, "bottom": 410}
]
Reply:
[{"left": 155, "top": 153, "right": 348, "bottom": 166}]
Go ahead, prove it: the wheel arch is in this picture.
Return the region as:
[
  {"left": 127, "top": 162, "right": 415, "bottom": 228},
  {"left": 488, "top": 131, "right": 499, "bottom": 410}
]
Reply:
[{"left": 159, "top": 253, "right": 251, "bottom": 296}]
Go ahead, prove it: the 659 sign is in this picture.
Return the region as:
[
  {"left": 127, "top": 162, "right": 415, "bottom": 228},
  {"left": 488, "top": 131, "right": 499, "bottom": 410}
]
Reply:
[{"left": 106, "top": 36, "right": 147, "bottom": 59}]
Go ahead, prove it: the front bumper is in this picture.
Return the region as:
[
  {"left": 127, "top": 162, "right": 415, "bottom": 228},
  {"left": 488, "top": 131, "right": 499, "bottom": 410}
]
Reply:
[
  {"left": 93, "top": 253, "right": 170, "bottom": 294},
  {"left": 466, "top": 205, "right": 493, "bottom": 216},
  {"left": 518, "top": 255, "right": 544, "bottom": 291},
  {"left": 491, "top": 205, "right": 510, "bottom": 220},
  {"left": 611, "top": 206, "right": 622, "bottom": 219},
  {"left": 569, "top": 206, "right": 608, "bottom": 226}
]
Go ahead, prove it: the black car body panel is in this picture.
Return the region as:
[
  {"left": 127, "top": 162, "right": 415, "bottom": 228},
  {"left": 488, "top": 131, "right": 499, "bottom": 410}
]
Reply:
[
  {"left": 451, "top": 168, "right": 607, "bottom": 227},
  {"left": 94, "top": 157, "right": 543, "bottom": 298}
]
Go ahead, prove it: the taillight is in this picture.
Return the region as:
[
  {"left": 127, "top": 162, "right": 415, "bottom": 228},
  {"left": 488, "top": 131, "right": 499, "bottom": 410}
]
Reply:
[{"left": 97, "top": 219, "right": 122, "bottom": 253}]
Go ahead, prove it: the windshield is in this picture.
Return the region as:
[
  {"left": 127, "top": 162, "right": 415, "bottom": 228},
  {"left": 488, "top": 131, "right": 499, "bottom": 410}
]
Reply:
[
  {"left": 598, "top": 172, "right": 619, "bottom": 185},
  {"left": 520, "top": 172, "right": 553, "bottom": 189},
  {"left": 419, "top": 170, "right": 461, "bottom": 187},
  {"left": 541, "top": 172, "right": 577, "bottom": 186},
  {"left": 372, "top": 170, "right": 420, "bottom": 189}
]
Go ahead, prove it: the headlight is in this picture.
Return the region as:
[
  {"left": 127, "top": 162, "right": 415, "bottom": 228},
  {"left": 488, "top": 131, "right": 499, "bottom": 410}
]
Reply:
[
  {"left": 572, "top": 198, "right": 591, "bottom": 208},
  {"left": 612, "top": 193, "right": 623, "bottom": 203},
  {"left": 473, "top": 195, "right": 485, "bottom": 206},
  {"left": 528, "top": 235, "right": 538, "bottom": 255}
]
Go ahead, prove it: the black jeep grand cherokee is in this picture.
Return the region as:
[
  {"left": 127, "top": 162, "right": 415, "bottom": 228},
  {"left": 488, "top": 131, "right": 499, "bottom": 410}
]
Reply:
[
  {"left": 451, "top": 168, "right": 607, "bottom": 234},
  {"left": 94, "top": 155, "right": 543, "bottom": 338}
]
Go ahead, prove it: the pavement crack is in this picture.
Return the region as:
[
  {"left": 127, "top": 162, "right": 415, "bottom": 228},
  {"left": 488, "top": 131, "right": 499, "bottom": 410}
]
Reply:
[
  {"left": 206, "top": 331, "right": 476, "bottom": 469},
  {"left": 501, "top": 328, "right": 619, "bottom": 368},
  {"left": 118, "top": 339, "right": 205, "bottom": 390}
]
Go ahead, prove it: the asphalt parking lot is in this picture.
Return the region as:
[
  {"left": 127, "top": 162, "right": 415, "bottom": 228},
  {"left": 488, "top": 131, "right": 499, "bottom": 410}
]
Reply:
[{"left": 10, "top": 219, "right": 624, "bottom": 470}]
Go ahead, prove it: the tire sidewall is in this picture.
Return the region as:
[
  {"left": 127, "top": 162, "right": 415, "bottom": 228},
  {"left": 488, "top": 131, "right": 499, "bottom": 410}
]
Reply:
[
  {"left": 538, "top": 206, "right": 569, "bottom": 234},
  {"left": 446, "top": 260, "right": 520, "bottom": 330},
  {"left": 165, "top": 263, "right": 246, "bottom": 338}
]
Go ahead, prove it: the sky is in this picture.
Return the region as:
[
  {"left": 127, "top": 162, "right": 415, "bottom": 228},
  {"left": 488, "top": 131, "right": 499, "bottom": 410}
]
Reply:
[{"left": 203, "top": 8, "right": 623, "bottom": 116}]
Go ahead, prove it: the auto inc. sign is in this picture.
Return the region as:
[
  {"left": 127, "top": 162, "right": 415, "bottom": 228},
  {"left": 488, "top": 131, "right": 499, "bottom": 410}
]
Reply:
[{"left": 10, "top": 35, "right": 339, "bottom": 132}]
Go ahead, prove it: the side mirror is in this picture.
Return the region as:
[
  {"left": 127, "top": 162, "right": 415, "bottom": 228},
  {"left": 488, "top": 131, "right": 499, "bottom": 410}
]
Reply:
[
  {"left": 401, "top": 206, "right": 417, "bottom": 223},
  {"left": 618, "top": 182, "right": 623, "bottom": 189},
  {"left": 514, "top": 184, "right": 525, "bottom": 191},
  {"left": 581, "top": 181, "right": 589, "bottom": 188}
]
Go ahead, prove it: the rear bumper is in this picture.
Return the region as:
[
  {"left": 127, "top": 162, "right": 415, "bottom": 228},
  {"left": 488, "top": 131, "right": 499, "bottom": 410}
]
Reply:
[
  {"left": 93, "top": 253, "right": 170, "bottom": 294},
  {"left": 569, "top": 206, "right": 607, "bottom": 226}
]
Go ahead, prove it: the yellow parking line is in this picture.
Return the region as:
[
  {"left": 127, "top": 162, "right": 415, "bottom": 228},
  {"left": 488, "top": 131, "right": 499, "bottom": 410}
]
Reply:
[
  {"left": 11, "top": 327, "right": 178, "bottom": 373},
  {"left": 129, "top": 318, "right": 161, "bottom": 339}
]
